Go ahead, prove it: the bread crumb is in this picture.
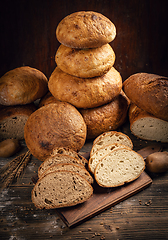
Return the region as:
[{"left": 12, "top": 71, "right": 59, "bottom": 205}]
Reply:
[
  {"left": 88, "top": 228, "right": 92, "bottom": 231},
  {"left": 116, "top": 226, "right": 120, "bottom": 230}
]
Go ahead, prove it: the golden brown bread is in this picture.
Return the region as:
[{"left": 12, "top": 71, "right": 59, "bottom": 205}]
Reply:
[
  {"left": 56, "top": 11, "right": 116, "bottom": 48},
  {"left": 79, "top": 91, "right": 130, "bottom": 139},
  {"left": 48, "top": 67, "right": 122, "bottom": 109},
  {"left": 123, "top": 72, "right": 168, "bottom": 121},
  {"left": 24, "top": 102, "right": 87, "bottom": 161},
  {"left": 0, "top": 66, "right": 48, "bottom": 106},
  {"left": 55, "top": 44, "right": 115, "bottom": 78}
]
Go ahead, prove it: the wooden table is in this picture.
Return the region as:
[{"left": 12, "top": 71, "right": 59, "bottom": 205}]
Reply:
[{"left": 0, "top": 122, "right": 168, "bottom": 240}]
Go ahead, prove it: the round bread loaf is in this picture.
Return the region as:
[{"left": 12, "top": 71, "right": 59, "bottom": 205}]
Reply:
[
  {"left": 0, "top": 66, "right": 48, "bottom": 106},
  {"left": 0, "top": 103, "right": 36, "bottom": 141},
  {"left": 79, "top": 91, "right": 130, "bottom": 139},
  {"left": 123, "top": 72, "right": 168, "bottom": 121},
  {"left": 48, "top": 67, "right": 122, "bottom": 109},
  {"left": 56, "top": 11, "right": 116, "bottom": 48},
  {"left": 24, "top": 102, "right": 87, "bottom": 161},
  {"left": 55, "top": 44, "right": 115, "bottom": 78}
]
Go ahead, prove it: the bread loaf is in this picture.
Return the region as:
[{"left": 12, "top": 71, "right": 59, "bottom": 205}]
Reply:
[
  {"left": 40, "top": 163, "right": 93, "bottom": 184},
  {"left": 123, "top": 72, "right": 168, "bottom": 121},
  {"left": 0, "top": 103, "right": 36, "bottom": 141},
  {"left": 129, "top": 103, "right": 168, "bottom": 142},
  {"left": 90, "top": 131, "right": 133, "bottom": 156},
  {"left": 38, "top": 154, "right": 85, "bottom": 179},
  {"left": 55, "top": 44, "right": 115, "bottom": 78},
  {"left": 48, "top": 67, "right": 122, "bottom": 109},
  {"left": 0, "top": 66, "right": 48, "bottom": 106},
  {"left": 94, "top": 148, "right": 145, "bottom": 187},
  {"left": 88, "top": 143, "right": 130, "bottom": 174},
  {"left": 24, "top": 102, "right": 87, "bottom": 161},
  {"left": 79, "top": 91, "right": 130, "bottom": 139},
  {"left": 56, "top": 11, "right": 116, "bottom": 48},
  {"left": 32, "top": 170, "right": 93, "bottom": 209}
]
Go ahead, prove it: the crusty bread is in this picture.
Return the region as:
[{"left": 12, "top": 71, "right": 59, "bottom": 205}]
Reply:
[
  {"left": 129, "top": 103, "right": 168, "bottom": 143},
  {"left": 90, "top": 131, "right": 133, "bottom": 156},
  {"left": 51, "top": 146, "right": 88, "bottom": 167},
  {"left": 79, "top": 90, "right": 130, "bottom": 139},
  {"left": 48, "top": 67, "right": 122, "bottom": 109},
  {"left": 40, "top": 163, "right": 93, "bottom": 184},
  {"left": 24, "top": 102, "right": 87, "bottom": 161},
  {"left": 88, "top": 143, "right": 130, "bottom": 174},
  {"left": 38, "top": 154, "right": 85, "bottom": 179},
  {"left": 94, "top": 148, "right": 145, "bottom": 187},
  {"left": 0, "top": 103, "right": 36, "bottom": 141},
  {"left": 123, "top": 72, "right": 168, "bottom": 121},
  {"left": 0, "top": 66, "right": 48, "bottom": 106},
  {"left": 32, "top": 170, "right": 93, "bottom": 209},
  {"left": 55, "top": 44, "right": 115, "bottom": 78},
  {"left": 56, "top": 11, "right": 116, "bottom": 48}
]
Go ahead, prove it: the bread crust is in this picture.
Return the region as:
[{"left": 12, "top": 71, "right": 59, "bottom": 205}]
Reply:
[
  {"left": 123, "top": 72, "right": 168, "bottom": 121},
  {"left": 80, "top": 91, "right": 130, "bottom": 139},
  {"left": 56, "top": 11, "right": 116, "bottom": 48},
  {"left": 0, "top": 66, "right": 48, "bottom": 105},
  {"left": 48, "top": 67, "right": 122, "bottom": 109},
  {"left": 55, "top": 44, "right": 115, "bottom": 78},
  {"left": 24, "top": 102, "right": 87, "bottom": 160}
]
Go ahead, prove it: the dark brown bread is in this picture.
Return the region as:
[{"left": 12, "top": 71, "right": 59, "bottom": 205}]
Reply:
[
  {"left": 123, "top": 72, "right": 168, "bottom": 121},
  {"left": 24, "top": 102, "right": 87, "bottom": 161},
  {"left": 56, "top": 11, "right": 116, "bottom": 48},
  {"left": 0, "top": 66, "right": 48, "bottom": 105}
]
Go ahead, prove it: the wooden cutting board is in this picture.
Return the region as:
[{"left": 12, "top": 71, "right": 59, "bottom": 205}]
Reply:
[{"left": 56, "top": 144, "right": 162, "bottom": 228}]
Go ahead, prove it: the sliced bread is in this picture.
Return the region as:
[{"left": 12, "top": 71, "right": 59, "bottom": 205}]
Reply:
[
  {"left": 94, "top": 147, "right": 145, "bottom": 188},
  {"left": 32, "top": 170, "right": 93, "bottom": 209},
  {"left": 90, "top": 131, "right": 133, "bottom": 156},
  {"left": 38, "top": 154, "right": 84, "bottom": 179},
  {"left": 40, "top": 163, "right": 93, "bottom": 184},
  {"left": 88, "top": 143, "right": 130, "bottom": 174}
]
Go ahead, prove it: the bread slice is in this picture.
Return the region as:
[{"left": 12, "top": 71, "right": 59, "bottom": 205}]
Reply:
[
  {"left": 40, "top": 163, "right": 93, "bottom": 184},
  {"left": 51, "top": 146, "right": 88, "bottom": 167},
  {"left": 38, "top": 154, "right": 85, "bottom": 179},
  {"left": 32, "top": 170, "right": 93, "bottom": 209},
  {"left": 129, "top": 103, "right": 168, "bottom": 143},
  {"left": 94, "top": 148, "right": 145, "bottom": 188},
  {"left": 88, "top": 143, "right": 130, "bottom": 174},
  {"left": 90, "top": 131, "right": 133, "bottom": 156}
]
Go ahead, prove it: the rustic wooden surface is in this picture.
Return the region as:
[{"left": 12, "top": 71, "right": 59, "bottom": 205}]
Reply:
[{"left": 0, "top": 121, "right": 168, "bottom": 240}]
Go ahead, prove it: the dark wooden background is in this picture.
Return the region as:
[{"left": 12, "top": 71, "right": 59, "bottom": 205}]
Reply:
[{"left": 0, "top": 0, "right": 168, "bottom": 81}]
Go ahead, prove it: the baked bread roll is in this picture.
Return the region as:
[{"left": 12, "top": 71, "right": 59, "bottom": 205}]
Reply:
[
  {"left": 56, "top": 11, "right": 116, "bottom": 48},
  {"left": 79, "top": 91, "right": 130, "bottom": 139},
  {"left": 129, "top": 103, "right": 168, "bottom": 142},
  {"left": 0, "top": 66, "right": 48, "bottom": 106},
  {"left": 90, "top": 131, "right": 133, "bottom": 156},
  {"left": 32, "top": 170, "right": 93, "bottom": 209},
  {"left": 94, "top": 148, "right": 145, "bottom": 187},
  {"left": 55, "top": 44, "right": 115, "bottom": 78},
  {"left": 123, "top": 72, "right": 168, "bottom": 121},
  {"left": 24, "top": 102, "right": 87, "bottom": 161},
  {"left": 0, "top": 103, "right": 36, "bottom": 141},
  {"left": 48, "top": 67, "right": 122, "bottom": 109}
]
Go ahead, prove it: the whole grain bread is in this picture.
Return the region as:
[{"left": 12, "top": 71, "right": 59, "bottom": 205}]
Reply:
[
  {"left": 90, "top": 131, "right": 133, "bottom": 156},
  {"left": 79, "top": 90, "right": 130, "bottom": 139},
  {"left": 56, "top": 11, "right": 116, "bottom": 48},
  {"left": 32, "top": 170, "right": 93, "bottom": 209},
  {"left": 55, "top": 44, "right": 115, "bottom": 78},
  {"left": 0, "top": 66, "right": 48, "bottom": 106},
  {"left": 129, "top": 103, "right": 168, "bottom": 142},
  {"left": 24, "top": 102, "right": 87, "bottom": 161},
  {"left": 40, "top": 163, "right": 93, "bottom": 184},
  {"left": 48, "top": 67, "right": 122, "bottom": 109},
  {"left": 123, "top": 72, "right": 168, "bottom": 121},
  {"left": 94, "top": 148, "right": 145, "bottom": 187}
]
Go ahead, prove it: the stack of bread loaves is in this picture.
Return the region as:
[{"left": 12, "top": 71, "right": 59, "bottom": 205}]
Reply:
[{"left": 48, "top": 11, "right": 130, "bottom": 139}]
